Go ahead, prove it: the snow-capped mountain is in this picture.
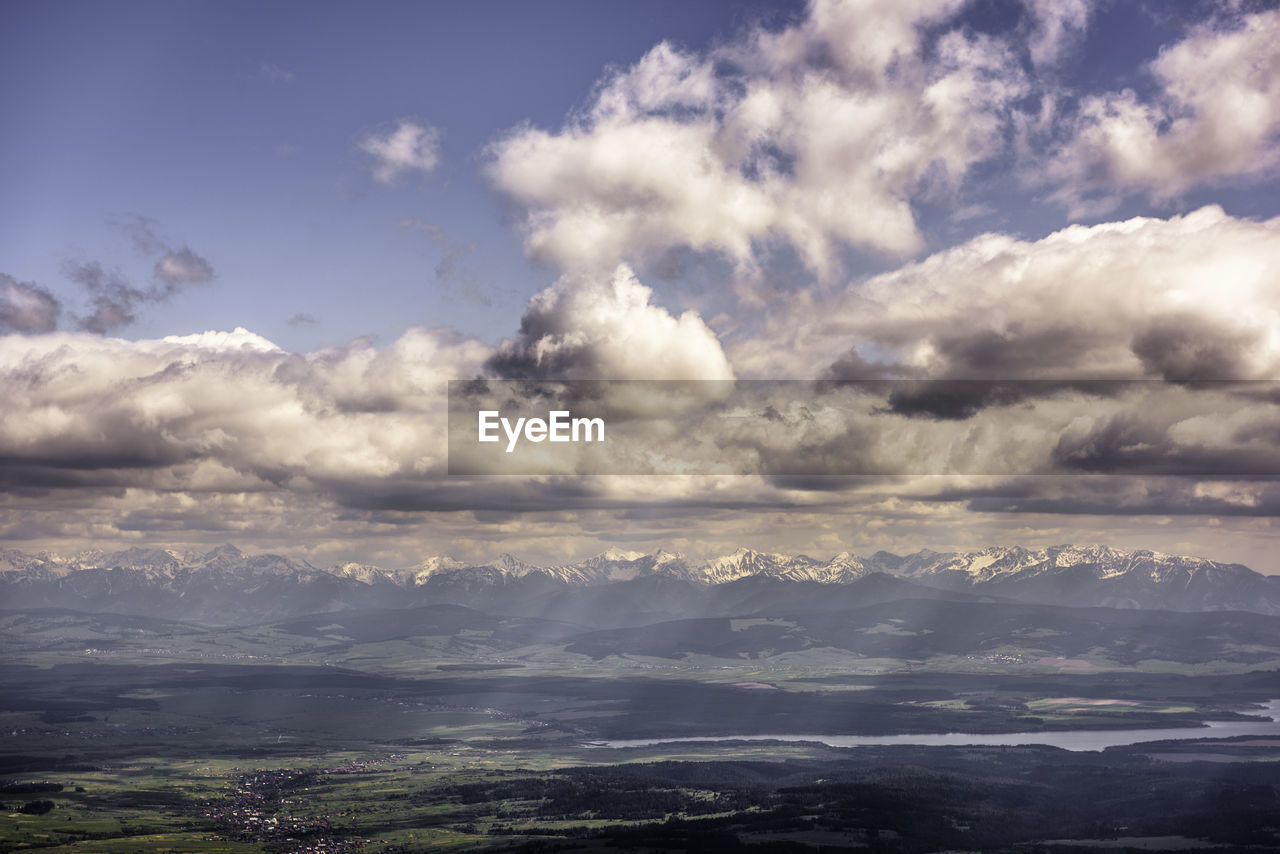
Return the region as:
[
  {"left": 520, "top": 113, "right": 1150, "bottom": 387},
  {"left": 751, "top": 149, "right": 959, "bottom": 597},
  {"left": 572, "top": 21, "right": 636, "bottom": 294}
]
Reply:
[
  {"left": 892, "top": 543, "right": 1279, "bottom": 613},
  {"left": 695, "top": 548, "right": 868, "bottom": 584},
  {"left": 1, "top": 542, "right": 1277, "bottom": 621}
]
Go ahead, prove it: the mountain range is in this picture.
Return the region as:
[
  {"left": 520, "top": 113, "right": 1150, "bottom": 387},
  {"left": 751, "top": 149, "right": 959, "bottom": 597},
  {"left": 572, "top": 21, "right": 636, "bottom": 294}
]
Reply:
[{"left": 2, "top": 542, "right": 1279, "bottom": 625}]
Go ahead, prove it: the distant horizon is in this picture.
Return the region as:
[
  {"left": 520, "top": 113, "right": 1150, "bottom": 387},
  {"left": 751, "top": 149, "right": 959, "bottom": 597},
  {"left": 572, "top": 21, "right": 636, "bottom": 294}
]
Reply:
[{"left": 6, "top": 538, "right": 1274, "bottom": 576}]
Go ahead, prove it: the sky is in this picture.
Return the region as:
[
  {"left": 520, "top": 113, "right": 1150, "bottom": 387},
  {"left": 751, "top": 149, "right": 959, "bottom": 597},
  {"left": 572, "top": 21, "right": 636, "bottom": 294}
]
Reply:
[{"left": 3, "top": 0, "right": 1280, "bottom": 571}]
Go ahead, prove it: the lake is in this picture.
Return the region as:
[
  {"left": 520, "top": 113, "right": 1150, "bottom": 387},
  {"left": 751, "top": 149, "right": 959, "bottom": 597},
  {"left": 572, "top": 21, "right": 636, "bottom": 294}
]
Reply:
[{"left": 586, "top": 699, "right": 1280, "bottom": 752}]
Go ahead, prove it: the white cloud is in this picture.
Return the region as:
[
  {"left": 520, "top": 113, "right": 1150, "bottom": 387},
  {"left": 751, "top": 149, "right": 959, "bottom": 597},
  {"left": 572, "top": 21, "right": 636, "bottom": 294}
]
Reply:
[
  {"left": 487, "top": 0, "right": 1026, "bottom": 277},
  {"left": 1022, "top": 0, "right": 1093, "bottom": 68},
  {"left": 1046, "top": 9, "right": 1280, "bottom": 212},
  {"left": 732, "top": 206, "right": 1280, "bottom": 382},
  {"left": 489, "top": 264, "right": 733, "bottom": 381},
  {"left": 360, "top": 120, "right": 441, "bottom": 184},
  {"left": 0, "top": 326, "right": 489, "bottom": 494}
]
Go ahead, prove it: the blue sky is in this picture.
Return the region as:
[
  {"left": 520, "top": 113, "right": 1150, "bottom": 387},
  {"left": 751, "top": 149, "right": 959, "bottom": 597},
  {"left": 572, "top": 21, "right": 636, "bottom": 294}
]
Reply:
[
  {"left": 3, "top": 0, "right": 1280, "bottom": 569},
  {"left": 1, "top": 0, "right": 811, "bottom": 348},
  {"left": 7, "top": 0, "right": 1271, "bottom": 349}
]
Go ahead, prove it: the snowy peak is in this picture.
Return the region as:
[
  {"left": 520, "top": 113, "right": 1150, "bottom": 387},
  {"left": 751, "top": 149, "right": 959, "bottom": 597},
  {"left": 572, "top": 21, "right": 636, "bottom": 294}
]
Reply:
[
  {"left": 543, "top": 548, "right": 678, "bottom": 585},
  {"left": 409, "top": 556, "right": 466, "bottom": 579},
  {"left": 326, "top": 562, "right": 396, "bottom": 585},
  {"left": 487, "top": 553, "right": 538, "bottom": 576},
  {"left": 1, "top": 543, "right": 1275, "bottom": 616},
  {"left": 701, "top": 548, "right": 819, "bottom": 584},
  {"left": 595, "top": 547, "right": 646, "bottom": 563}
]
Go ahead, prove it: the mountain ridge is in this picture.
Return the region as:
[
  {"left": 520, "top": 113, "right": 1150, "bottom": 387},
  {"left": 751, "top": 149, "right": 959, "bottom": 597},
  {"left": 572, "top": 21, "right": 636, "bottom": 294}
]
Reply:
[{"left": 2, "top": 542, "right": 1278, "bottom": 622}]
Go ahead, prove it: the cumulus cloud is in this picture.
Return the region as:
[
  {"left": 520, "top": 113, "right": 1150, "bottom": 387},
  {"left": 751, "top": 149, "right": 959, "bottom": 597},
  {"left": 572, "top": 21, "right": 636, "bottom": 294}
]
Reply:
[
  {"left": 1045, "top": 9, "right": 1280, "bottom": 212},
  {"left": 0, "top": 326, "right": 489, "bottom": 499},
  {"left": 360, "top": 121, "right": 441, "bottom": 184},
  {"left": 0, "top": 274, "right": 60, "bottom": 333},
  {"left": 488, "top": 264, "right": 733, "bottom": 380},
  {"left": 487, "top": 0, "right": 1026, "bottom": 277},
  {"left": 734, "top": 206, "right": 1280, "bottom": 390}
]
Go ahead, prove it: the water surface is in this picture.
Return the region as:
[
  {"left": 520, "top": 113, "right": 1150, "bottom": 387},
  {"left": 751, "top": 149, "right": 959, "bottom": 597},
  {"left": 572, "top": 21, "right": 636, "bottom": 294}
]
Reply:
[{"left": 586, "top": 699, "right": 1280, "bottom": 752}]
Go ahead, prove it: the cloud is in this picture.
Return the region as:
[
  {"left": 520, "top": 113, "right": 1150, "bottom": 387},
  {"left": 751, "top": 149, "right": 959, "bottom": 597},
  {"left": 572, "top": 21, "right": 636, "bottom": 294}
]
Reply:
[
  {"left": 288, "top": 312, "right": 317, "bottom": 327},
  {"left": 1045, "top": 9, "right": 1280, "bottom": 212},
  {"left": 64, "top": 216, "right": 217, "bottom": 333},
  {"left": 488, "top": 264, "right": 733, "bottom": 380},
  {"left": 360, "top": 121, "right": 441, "bottom": 184},
  {"left": 117, "top": 214, "right": 169, "bottom": 256},
  {"left": 0, "top": 326, "right": 489, "bottom": 499},
  {"left": 64, "top": 260, "right": 144, "bottom": 334},
  {"left": 0, "top": 275, "right": 60, "bottom": 333},
  {"left": 487, "top": 0, "right": 1027, "bottom": 277},
  {"left": 153, "top": 247, "right": 216, "bottom": 290},
  {"left": 118, "top": 216, "right": 216, "bottom": 288},
  {"left": 1, "top": 324, "right": 1275, "bottom": 568},
  {"left": 1021, "top": 0, "right": 1093, "bottom": 68},
  {"left": 260, "top": 62, "right": 295, "bottom": 83},
  {"left": 733, "top": 206, "right": 1280, "bottom": 387},
  {"left": 925, "top": 475, "right": 1280, "bottom": 519}
]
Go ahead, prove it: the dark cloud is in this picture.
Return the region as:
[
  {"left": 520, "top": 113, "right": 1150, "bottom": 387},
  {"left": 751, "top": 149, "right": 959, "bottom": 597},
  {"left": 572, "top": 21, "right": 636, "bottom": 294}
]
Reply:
[
  {"left": 325, "top": 476, "right": 606, "bottom": 514},
  {"left": 883, "top": 381, "right": 1034, "bottom": 421},
  {"left": 1051, "top": 411, "right": 1280, "bottom": 475},
  {"left": 930, "top": 324, "right": 1114, "bottom": 376},
  {"left": 153, "top": 247, "right": 215, "bottom": 290},
  {"left": 288, "top": 312, "right": 318, "bottom": 327},
  {"left": 0, "top": 274, "right": 60, "bottom": 333},
  {"left": 877, "top": 380, "right": 1126, "bottom": 421},
  {"left": 762, "top": 474, "right": 886, "bottom": 493},
  {"left": 486, "top": 322, "right": 594, "bottom": 380},
  {"left": 79, "top": 299, "right": 135, "bottom": 334},
  {"left": 820, "top": 333, "right": 1129, "bottom": 420},
  {"left": 821, "top": 347, "right": 905, "bottom": 381},
  {"left": 115, "top": 214, "right": 168, "bottom": 256},
  {"left": 1131, "top": 314, "right": 1259, "bottom": 381},
  {"left": 64, "top": 260, "right": 143, "bottom": 333},
  {"left": 924, "top": 476, "right": 1280, "bottom": 518},
  {"left": 63, "top": 218, "right": 216, "bottom": 333},
  {"left": 0, "top": 461, "right": 140, "bottom": 492}
]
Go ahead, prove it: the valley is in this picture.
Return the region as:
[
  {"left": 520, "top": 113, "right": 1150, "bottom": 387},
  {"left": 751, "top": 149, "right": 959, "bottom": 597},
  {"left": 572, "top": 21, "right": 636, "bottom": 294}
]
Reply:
[{"left": 3, "top": 544, "right": 1280, "bottom": 852}]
